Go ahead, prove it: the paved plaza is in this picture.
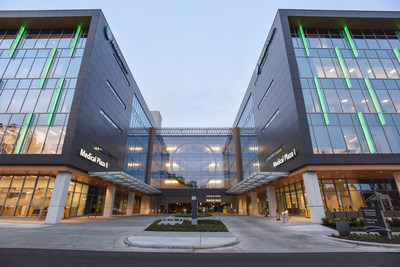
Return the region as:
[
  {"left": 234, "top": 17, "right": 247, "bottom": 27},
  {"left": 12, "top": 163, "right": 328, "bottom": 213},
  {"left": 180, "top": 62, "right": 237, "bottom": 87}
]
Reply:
[{"left": 0, "top": 215, "right": 399, "bottom": 253}]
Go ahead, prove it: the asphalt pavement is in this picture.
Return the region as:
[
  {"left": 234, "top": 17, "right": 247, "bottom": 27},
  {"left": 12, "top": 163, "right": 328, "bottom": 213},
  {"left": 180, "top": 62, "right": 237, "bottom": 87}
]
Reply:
[{"left": 1, "top": 248, "right": 399, "bottom": 267}]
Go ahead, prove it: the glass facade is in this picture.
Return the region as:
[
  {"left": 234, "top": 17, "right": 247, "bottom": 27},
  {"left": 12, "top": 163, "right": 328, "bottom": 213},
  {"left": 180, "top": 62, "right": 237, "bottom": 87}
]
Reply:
[
  {"left": 275, "top": 181, "right": 309, "bottom": 216},
  {"left": 0, "top": 175, "right": 105, "bottom": 218},
  {"left": 151, "top": 128, "right": 235, "bottom": 189},
  {"left": 0, "top": 175, "right": 55, "bottom": 217},
  {"left": 64, "top": 181, "right": 105, "bottom": 217},
  {"left": 292, "top": 27, "right": 400, "bottom": 154},
  {"left": 320, "top": 178, "right": 400, "bottom": 212},
  {"left": 0, "top": 27, "right": 87, "bottom": 154},
  {"left": 223, "top": 135, "right": 237, "bottom": 187},
  {"left": 124, "top": 94, "right": 152, "bottom": 182},
  {"left": 237, "top": 95, "right": 260, "bottom": 179}
]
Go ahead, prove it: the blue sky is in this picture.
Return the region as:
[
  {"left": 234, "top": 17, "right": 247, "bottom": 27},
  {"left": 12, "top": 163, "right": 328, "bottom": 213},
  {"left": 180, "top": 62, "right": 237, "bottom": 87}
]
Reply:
[{"left": 2, "top": 0, "right": 400, "bottom": 127}]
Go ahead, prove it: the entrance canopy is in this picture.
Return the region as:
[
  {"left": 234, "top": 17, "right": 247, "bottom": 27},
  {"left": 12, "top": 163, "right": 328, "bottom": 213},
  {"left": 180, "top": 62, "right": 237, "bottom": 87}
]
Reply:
[
  {"left": 226, "top": 172, "right": 288, "bottom": 194},
  {"left": 89, "top": 171, "right": 161, "bottom": 194}
]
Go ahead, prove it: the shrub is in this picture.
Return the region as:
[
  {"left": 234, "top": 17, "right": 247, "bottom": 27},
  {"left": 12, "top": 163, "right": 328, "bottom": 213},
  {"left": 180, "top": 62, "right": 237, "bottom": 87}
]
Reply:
[{"left": 321, "top": 217, "right": 364, "bottom": 229}]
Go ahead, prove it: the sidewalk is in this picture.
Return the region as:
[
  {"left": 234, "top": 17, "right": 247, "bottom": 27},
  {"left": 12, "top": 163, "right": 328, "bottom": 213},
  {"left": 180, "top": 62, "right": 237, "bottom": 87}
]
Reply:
[{"left": 125, "top": 231, "right": 239, "bottom": 249}]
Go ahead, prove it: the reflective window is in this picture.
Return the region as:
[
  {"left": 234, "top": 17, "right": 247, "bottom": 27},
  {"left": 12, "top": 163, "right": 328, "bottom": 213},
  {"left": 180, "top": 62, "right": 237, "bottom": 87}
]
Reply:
[{"left": 0, "top": 28, "right": 87, "bottom": 154}]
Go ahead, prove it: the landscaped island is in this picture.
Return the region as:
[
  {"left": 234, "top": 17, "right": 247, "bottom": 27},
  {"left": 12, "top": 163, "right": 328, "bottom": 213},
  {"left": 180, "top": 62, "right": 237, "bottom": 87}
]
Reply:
[{"left": 145, "top": 219, "right": 228, "bottom": 232}]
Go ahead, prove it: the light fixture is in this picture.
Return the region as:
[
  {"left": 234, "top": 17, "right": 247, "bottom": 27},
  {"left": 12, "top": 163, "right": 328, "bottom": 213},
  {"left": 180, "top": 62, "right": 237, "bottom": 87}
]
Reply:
[{"left": 341, "top": 99, "right": 348, "bottom": 103}]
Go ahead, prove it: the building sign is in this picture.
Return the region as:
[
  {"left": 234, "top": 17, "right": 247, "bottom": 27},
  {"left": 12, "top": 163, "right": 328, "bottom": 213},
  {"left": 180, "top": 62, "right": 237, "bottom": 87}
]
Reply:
[
  {"left": 273, "top": 148, "right": 296, "bottom": 168},
  {"left": 361, "top": 207, "right": 391, "bottom": 234},
  {"left": 80, "top": 148, "right": 109, "bottom": 168},
  {"left": 206, "top": 195, "right": 222, "bottom": 203},
  {"left": 104, "top": 26, "right": 129, "bottom": 74}
]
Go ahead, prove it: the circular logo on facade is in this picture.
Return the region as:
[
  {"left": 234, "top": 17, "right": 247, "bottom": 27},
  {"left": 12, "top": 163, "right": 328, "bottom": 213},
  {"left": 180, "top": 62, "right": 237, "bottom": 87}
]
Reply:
[{"left": 104, "top": 26, "right": 113, "bottom": 41}]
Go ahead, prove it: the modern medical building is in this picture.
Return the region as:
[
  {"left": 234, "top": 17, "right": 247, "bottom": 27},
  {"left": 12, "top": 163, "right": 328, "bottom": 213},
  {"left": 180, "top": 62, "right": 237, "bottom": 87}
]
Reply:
[{"left": 0, "top": 9, "right": 400, "bottom": 224}]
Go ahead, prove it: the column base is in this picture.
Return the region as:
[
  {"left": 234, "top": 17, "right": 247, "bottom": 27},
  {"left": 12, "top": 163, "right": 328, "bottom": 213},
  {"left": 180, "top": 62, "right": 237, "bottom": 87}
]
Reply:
[{"left": 309, "top": 205, "right": 325, "bottom": 223}]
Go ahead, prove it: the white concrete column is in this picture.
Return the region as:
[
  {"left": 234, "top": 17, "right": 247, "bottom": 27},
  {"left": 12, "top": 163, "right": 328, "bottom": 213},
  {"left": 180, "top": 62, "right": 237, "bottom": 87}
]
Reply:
[
  {"left": 266, "top": 185, "right": 277, "bottom": 217},
  {"left": 45, "top": 172, "right": 72, "bottom": 224},
  {"left": 251, "top": 192, "right": 259, "bottom": 216},
  {"left": 303, "top": 171, "right": 325, "bottom": 223},
  {"left": 126, "top": 191, "right": 135, "bottom": 216},
  {"left": 103, "top": 185, "right": 116, "bottom": 217},
  {"left": 394, "top": 172, "right": 400, "bottom": 193},
  {"left": 140, "top": 195, "right": 150, "bottom": 214}
]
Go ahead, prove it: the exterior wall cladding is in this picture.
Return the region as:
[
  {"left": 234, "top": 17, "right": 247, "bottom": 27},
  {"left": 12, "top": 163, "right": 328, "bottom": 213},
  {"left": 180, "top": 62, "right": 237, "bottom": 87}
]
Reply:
[
  {"left": 0, "top": 10, "right": 155, "bottom": 172},
  {"left": 234, "top": 9, "right": 400, "bottom": 174}
]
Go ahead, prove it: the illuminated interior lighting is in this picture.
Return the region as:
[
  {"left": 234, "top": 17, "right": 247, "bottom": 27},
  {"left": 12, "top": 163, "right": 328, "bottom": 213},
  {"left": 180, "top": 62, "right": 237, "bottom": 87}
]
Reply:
[
  {"left": 313, "top": 77, "right": 330, "bottom": 125},
  {"left": 129, "top": 146, "right": 143, "bottom": 151},
  {"left": 382, "top": 99, "right": 389, "bottom": 103},
  {"left": 357, "top": 112, "right": 375, "bottom": 154},
  {"left": 165, "top": 179, "right": 179, "bottom": 184},
  {"left": 249, "top": 146, "right": 258, "bottom": 151},
  {"left": 208, "top": 162, "right": 216, "bottom": 168},
  {"left": 9, "top": 25, "right": 26, "bottom": 58},
  {"left": 299, "top": 25, "right": 310, "bottom": 57},
  {"left": 208, "top": 179, "right": 222, "bottom": 184},
  {"left": 329, "top": 68, "right": 335, "bottom": 73},
  {"left": 128, "top": 162, "right": 141, "bottom": 167},
  {"left": 341, "top": 99, "right": 349, "bottom": 103},
  {"left": 334, "top": 47, "right": 351, "bottom": 88},
  {"left": 349, "top": 68, "right": 354, "bottom": 73},
  {"left": 390, "top": 70, "right": 396, "bottom": 74},
  {"left": 348, "top": 138, "right": 357, "bottom": 143},
  {"left": 210, "top": 146, "right": 220, "bottom": 151},
  {"left": 364, "top": 77, "right": 386, "bottom": 125},
  {"left": 166, "top": 146, "right": 177, "bottom": 151},
  {"left": 344, "top": 26, "right": 358, "bottom": 57},
  {"left": 165, "top": 162, "right": 179, "bottom": 168}
]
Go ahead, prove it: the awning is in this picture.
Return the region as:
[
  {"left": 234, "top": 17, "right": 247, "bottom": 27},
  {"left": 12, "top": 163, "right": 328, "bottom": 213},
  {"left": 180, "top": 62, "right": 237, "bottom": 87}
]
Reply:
[
  {"left": 225, "top": 171, "right": 288, "bottom": 194},
  {"left": 89, "top": 171, "right": 161, "bottom": 194}
]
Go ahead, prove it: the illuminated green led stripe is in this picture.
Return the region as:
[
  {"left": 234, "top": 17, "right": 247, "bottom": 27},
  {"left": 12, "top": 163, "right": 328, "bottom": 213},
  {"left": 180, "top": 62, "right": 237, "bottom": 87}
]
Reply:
[
  {"left": 364, "top": 78, "right": 386, "bottom": 125},
  {"left": 334, "top": 47, "right": 351, "bottom": 88},
  {"left": 313, "top": 77, "right": 329, "bottom": 125},
  {"left": 357, "top": 112, "right": 375, "bottom": 154},
  {"left": 8, "top": 26, "right": 26, "bottom": 58},
  {"left": 40, "top": 47, "right": 57, "bottom": 89},
  {"left": 70, "top": 25, "right": 82, "bottom": 57},
  {"left": 14, "top": 113, "right": 33, "bottom": 154},
  {"left": 343, "top": 26, "right": 358, "bottom": 58},
  {"left": 299, "top": 25, "right": 310, "bottom": 57},
  {"left": 47, "top": 77, "right": 65, "bottom": 126},
  {"left": 394, "top": 48, "right": 400, "bottom": 64}
]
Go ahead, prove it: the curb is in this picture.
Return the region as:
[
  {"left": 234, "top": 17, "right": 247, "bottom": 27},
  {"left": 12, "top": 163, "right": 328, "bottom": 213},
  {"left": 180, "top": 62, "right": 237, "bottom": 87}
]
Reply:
[
  {"left": 123, "top": 235, "right": 240, "bottom": 250},
  {"left": 324, "top": 235, "right": 400, "bottom": 249}
]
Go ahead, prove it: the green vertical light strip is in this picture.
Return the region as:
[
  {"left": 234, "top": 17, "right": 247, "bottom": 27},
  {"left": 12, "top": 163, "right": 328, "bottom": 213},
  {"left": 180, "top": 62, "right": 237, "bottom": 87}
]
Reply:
[
  {"left": 14, "top": 113, "right": 33, "bottom": 154},
  {"left": 394, "top": 48, "right": 400, "bottom": 64},
  {"left": 313, "top": 77, "right": 330, "bottom": 125},
  {"left": 8, "top": 26, "right": 26, "bottom": 58},
  {"left": 40, "top": 47, "right": 57, "bottom": 89},
  {"left": 343, "top": 26, "right": 358, "bottom": 58},
  {"left": 47, "top": 77, "right": 65, "bottom": 126},
  {"left": 357, "top": 112, "right": 375, "bottom": 154},
  {"left": 334, "top": 47, "right": 352, "bottom": 88},
  {"left": 364, "top": 78, "right": 386, "bottom": 125},
  {"left": 396, "top": 30, "right": 400, "bottom": 40},
  {"left": 299, "top": 25, "right": 310, "bottom": 57},
  {"left": 70, "top": 25, "right": 82, "bottom": 57}
]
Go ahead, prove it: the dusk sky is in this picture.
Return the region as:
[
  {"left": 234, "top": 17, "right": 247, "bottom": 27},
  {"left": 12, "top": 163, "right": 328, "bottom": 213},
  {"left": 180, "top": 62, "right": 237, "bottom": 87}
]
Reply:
[{"left": 2, "top": 0, "right": 400, "bottom": 127}]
